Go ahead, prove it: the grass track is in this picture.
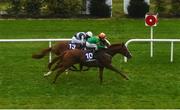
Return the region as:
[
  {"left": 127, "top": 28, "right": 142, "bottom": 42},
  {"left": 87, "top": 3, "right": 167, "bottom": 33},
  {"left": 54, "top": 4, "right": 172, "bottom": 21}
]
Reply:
[{"left": 0, "top": 19, "right": 180, "bottom": 108}]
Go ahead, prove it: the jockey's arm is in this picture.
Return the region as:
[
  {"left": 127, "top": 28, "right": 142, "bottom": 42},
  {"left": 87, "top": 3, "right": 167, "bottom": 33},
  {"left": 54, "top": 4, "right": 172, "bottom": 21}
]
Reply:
[
  {"left": 81, "top": 35, "right": 85, "bottom": 44},
  {"left": 72, "top": 36, "right": 84, "bottom": 44},
  {"left": 97, "top": 45, "right": 106, "bottom": 49},
  {"left": 97, "top": 41, "right": 107, "bottom": 49},
  {"left": 86, "top": 41, "right": 98, "bottom": 50},
  {"left": 86, "top": 37, "right": 99, "bottom": 50}
]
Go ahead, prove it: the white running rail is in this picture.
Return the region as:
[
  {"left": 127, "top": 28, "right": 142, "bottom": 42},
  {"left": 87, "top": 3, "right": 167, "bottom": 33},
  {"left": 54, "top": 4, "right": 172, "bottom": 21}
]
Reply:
[
  {"left": 0, "top": 38, "right": 72, "bottom": 62},
  {"left": 124, "top": 39, "right": 180, "bottom": 62}
]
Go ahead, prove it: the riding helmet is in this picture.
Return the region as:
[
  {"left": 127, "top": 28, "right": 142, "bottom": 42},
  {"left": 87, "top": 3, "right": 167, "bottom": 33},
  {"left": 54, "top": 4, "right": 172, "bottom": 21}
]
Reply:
[
  {"left": 86, "top": 31, "right": 93, "bottom": 37},
  {"left": 98, "top": 32, "right": 106, "bottom": 39}
]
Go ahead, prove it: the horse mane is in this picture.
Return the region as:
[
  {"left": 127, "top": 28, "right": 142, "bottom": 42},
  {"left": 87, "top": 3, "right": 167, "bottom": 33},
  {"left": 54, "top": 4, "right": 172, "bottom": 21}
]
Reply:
[
  {"left": 98, "top": 43, "right": 124, "bottom": 56},
  {"left": 109, "top": 43, "right": 123, "bottom": 48}
]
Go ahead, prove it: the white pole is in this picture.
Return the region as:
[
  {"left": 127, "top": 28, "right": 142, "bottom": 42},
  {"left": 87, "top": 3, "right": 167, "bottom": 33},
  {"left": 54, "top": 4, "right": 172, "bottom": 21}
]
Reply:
[
  {"left": 110, "top": 0, "right": 112, "bottom": 17},
  {"left": 123, "top": 0, "right": 130, "bottom": 14},
  {"left": 171, "top": 41, "right": 174, "bottom": 62},
  {"left": 49, "top": 41, "right": 52, "bottom": 63},
  {"left": 106, "top": 0, "right": 112, "bottom": 17},
  {"left": 150, "top": 26, "right": 153, "bottom": 57}
]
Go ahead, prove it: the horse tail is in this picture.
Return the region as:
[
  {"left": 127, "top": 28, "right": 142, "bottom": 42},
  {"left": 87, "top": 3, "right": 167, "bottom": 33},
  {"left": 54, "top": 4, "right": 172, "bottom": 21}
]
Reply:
[{"left": 32, "top": 47, "right": 52, "bottom": 59}]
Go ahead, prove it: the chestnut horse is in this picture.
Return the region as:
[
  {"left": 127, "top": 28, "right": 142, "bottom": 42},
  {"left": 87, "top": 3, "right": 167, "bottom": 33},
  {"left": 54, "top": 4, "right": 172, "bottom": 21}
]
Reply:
[
  {"left": 32, "top": 40, "right": 110, "bottom": 71},
  {"left": 32, "top": 41, "right": 83, "bottom": 70},
  {"left": 46, "top": 43, "right": 132, "bottom": 84}
]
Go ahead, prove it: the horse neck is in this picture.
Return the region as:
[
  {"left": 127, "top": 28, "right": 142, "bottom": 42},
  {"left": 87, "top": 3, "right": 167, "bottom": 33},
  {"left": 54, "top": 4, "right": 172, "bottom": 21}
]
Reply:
[{"left": 106, "top": 44, "right": 122, "bottom": 56}]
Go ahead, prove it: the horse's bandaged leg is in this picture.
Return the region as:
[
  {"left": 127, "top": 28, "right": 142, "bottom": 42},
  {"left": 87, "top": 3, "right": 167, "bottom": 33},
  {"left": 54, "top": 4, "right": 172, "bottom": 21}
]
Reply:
[
  {"left": 44, "top": 71, "right": 52, "bottom": 77},
  {"left": 65, "top": 69, "right": 69, "bottom": 75}
]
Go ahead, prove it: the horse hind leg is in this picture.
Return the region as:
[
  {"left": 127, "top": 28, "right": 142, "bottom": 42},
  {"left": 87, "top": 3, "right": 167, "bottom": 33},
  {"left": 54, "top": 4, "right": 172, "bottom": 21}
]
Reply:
[
  {"left": 52, "top": 60, "right": 75, "bottom": 83},
  {"left": 44, "top": 60, "right": 63, "bottom": 77},
  {"left": 48, "top": 56, "right": 60, "bottom": 70},
  {"left": 105, "top": 64, "right": 129, "bottom": 80},
  {"left": 53, "top": 66, "right": 67, "bottom": 84}
]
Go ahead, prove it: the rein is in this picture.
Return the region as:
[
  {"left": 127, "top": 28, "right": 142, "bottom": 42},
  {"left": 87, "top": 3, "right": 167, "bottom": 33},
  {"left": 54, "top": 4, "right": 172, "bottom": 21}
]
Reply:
[{"left": 105, "top": 44, "right": 122, "bottom": 56}]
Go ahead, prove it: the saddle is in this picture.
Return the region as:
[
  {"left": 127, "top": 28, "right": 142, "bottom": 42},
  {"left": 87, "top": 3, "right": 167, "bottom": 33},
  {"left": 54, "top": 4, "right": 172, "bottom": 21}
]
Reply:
[
  {"left": 68, "top": 42, "right": 85, "bottom": 50},
  {"left": 68, "top": 42, "right": 98, "bottom": 62},
  {"left": 84, "top": 50, "right": 97, "bottom": 62}
]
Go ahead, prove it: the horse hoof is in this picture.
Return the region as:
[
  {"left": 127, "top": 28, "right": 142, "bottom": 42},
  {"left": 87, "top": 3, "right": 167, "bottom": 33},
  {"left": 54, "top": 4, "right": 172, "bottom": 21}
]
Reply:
[
  {"left": 44, "top": 71, "right": 52, "bottom": 77},
  {"left": 52, "top": 81, "right": 56, "bottom": 84},
  {"left": 125, "top": 76, "right": 130, "bottom": 80}
]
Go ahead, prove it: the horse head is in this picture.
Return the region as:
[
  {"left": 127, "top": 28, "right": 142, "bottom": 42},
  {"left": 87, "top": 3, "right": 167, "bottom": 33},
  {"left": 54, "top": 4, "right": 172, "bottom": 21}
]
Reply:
[
  {"left": 120, "top": 43, "right": 132, "bottom": 59},
  {"left": 108, "top": 43, "right": 132, "bottom": 59}
]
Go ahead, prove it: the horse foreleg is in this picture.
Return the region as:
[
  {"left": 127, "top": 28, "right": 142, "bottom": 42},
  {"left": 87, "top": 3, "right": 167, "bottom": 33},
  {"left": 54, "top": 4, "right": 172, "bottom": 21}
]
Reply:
[
  {"left": 79, "top": 64, "right": 83, "bottom": 71},
  {"left": 80, "top": 64, "right": 89, "bottom": 71},
  {"left": 105, "top": 64, "right": 129, "bottom": 80},
  {"left": 68, "top": 65, "right": 78, "bottom": 71},
  {"left": 68, "top": 64, "right": 89, "bottom": 71},
  {"left": 99, "top": 67, "right": 104, "bottom": 84}
]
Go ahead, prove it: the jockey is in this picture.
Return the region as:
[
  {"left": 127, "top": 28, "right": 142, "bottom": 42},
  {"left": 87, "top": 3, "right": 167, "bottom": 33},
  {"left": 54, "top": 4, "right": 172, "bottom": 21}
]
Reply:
[
  {"left": 71, "top": 31, "right": 93, "bottom": 45},
  {"left": 86, "top": 32, "right": 111, "bottom": 50}
]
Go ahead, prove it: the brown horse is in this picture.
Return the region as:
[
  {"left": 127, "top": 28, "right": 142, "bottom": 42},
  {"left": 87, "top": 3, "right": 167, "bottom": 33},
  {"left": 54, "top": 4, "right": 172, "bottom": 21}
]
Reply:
[
  {"left": 32, "top": 41, "right": 83, "bottom": 70},
  {"left": 32, "top": 40, "right": 110, "bottom": 71},
  {"left": 32, "top": 41, "right": 81, "bottom": 58},
  {"left": 47, "top": 43, "right": 132, "bottom": 84}
]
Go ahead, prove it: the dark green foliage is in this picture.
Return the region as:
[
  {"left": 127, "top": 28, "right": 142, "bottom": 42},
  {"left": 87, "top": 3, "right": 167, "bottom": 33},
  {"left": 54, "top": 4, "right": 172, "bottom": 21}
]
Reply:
[
  {"left": 7, "top": 0, "right": 22, "bottom": 16},
  {"left": 170, "top": 0, "right": 180, "bottom": 17},
  {"left": 89, "top": 0, "right": 111, "bottom": 17},
  {"left": 45, "top": 0, "right": 81, "bottom": 17},
  {"left": 7, "top": 0, "right": 82, "bottom": 18},
  {"left": 154, "top": 0, "right": 165, "bottom": 12},
  {"left": 127, "top": 0, "right": 149, "bottom": 18},
  {"left": 0, "top": 0, "right": 3, "bottom": 1},
  {"left": 154, "top": 0, "right": 180, "bottom": 17},
  {"left": 154, "top": 0, "right": 167, "bottom": 17},
  {"left": 24, "top": 0, "right": 42, "bottom": 17},
  {"left": 7, "top": 0, "right": 42, "bottom": 17}
]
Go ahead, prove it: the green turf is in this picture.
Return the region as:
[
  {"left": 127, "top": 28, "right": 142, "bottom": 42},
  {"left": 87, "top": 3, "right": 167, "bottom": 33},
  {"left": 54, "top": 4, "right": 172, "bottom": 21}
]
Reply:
[{"left": 0, "top": 19, "right": 180, "bottom": 109}]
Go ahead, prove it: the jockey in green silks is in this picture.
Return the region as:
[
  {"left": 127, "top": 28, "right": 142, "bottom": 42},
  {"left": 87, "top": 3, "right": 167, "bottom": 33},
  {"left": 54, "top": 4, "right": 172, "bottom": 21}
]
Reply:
[{"left": 86, "top": 32, "right": 111, "bottom": 50}]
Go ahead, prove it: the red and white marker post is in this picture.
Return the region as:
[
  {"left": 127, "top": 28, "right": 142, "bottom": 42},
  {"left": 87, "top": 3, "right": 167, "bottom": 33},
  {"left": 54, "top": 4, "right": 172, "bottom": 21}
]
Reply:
[{"left": 145, "top": 13, "right": 158, "bottom": 57}]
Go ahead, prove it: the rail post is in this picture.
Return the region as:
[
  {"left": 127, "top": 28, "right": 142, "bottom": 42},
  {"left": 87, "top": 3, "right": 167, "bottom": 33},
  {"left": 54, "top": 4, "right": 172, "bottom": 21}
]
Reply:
[
  {"left": 0, "top": 38, "right": 72, "bottom": 63},
  {"left": 170, "top": 41, "right": 174, "bottom": 62},
  {"left": 150, "top": 26, "right": 153, "bottom": 57},
  {"left": 49, "top": 41, "right": 52, "bottom": 63},
  {"left": 124, "top": 39, "right": 180, "bottom": 63}
]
